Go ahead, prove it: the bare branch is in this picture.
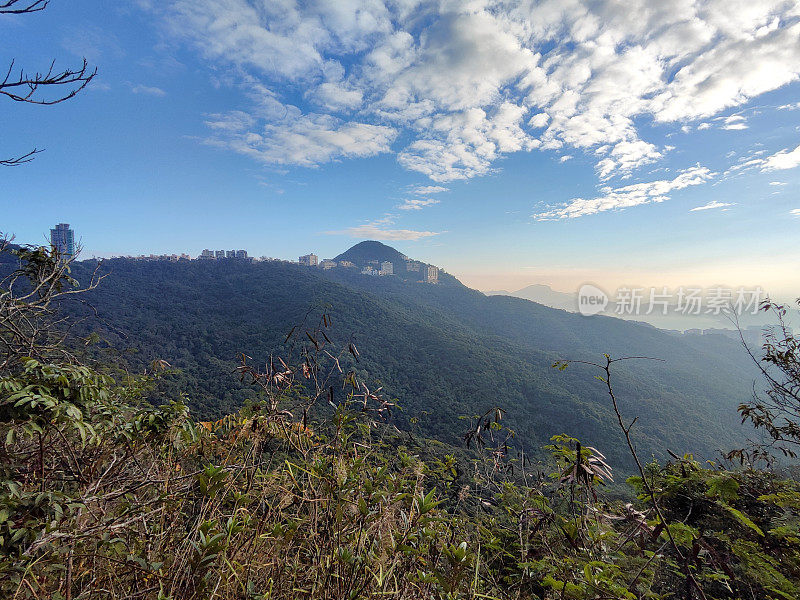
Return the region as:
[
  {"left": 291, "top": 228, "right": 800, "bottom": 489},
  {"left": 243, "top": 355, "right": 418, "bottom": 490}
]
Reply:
[
  {"left": 0, "top": 0, "right": 49, "bottom": 14},
  {"left": 1, "top": 58, "right": 96, "bottom": 106},
  {"left": 0, "top": 3, "right": 95, "bottom": 167},
  {"left": 0, "top": 147, "right": 42, "bottom": 166}
]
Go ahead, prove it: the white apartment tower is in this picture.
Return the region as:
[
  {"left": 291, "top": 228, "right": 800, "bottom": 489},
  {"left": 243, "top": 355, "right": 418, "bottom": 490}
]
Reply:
[
  {"left": 299, "top": 253, "right": 318, "bottom": 266},
  {"left": 426, "top": 265, "right": 439, "bottom": 284}
]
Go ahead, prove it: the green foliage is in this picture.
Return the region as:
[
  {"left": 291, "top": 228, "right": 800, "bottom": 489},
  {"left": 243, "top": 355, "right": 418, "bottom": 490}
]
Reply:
[
  {"left": 27, "top": 252, "right": 761, "bottom": 471},
  {"left": 1, "top": 242, "right": 798, "bottom": 599},
  {"left": 1, "top": 358, "right": 110, "bottom": 443},
  {"left": 731, "top": 297, "right": 800, "bottom": 463}
]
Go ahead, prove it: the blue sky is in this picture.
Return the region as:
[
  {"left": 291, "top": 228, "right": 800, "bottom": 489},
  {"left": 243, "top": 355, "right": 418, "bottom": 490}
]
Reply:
[{"left": 2, "top": 0, "right": 799, "bottom": 296}]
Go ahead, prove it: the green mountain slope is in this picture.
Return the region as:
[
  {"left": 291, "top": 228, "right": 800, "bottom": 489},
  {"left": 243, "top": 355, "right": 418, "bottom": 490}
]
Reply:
[{"left": 50, "top": 245, "right": 758, "bottom": 469}]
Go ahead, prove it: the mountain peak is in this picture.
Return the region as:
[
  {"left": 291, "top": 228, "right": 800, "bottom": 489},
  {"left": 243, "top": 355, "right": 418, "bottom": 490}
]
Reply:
[{"left": 334, "top": 241, "right": 408, "bottom": 265}]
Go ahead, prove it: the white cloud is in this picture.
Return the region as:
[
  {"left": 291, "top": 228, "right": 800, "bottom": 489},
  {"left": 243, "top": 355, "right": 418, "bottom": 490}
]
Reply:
[
  {"left": 791, "top": 208, "right": 800, "bottom": 217},
  {"left": 769, "top": 180, "right": 787, "bottom": 185},
  {"left": 690, "top": 200, "right": 735, "bottom": 211},
  {"left": 328, "top": 222, "right": 439, "bottom": 240},
  {"left": 310, "top": 82, "right": 364, "bottom": 111},
  {"left": 205, "top": 108, "right": 396, "bottom": 166},
  {"left": 534, "top": 165, "right": 715, "bottom": 220},
  {"left": 412, "top": 185, "right": 449, "bottom": 195},
  {"left": 761, "top": 144, "right": 800, "bottom": 171},
  {"left": 777, "top": 102, "right": 800, "bottom": 110},
  {"left": 204, "top": 111, "right": 255, "bottom": 132},
  {"left": 131, "top": 84, "right": 167, "bottom": 97},
  {"left": 397, "top": 102, "right": 539, "bottom": 181},
  {"left": 155, "top": 0, "right": 800, "bottom": 181},
  {"left": 398, "top": 197, "right": 439, "bottom": 210},
  {"left": 529, "top": 113, "right": 549, "bottom": 128},
  {"left": 596, "top": 140, "right": 662, "bottom": 180},
  {"left": 560, "top": 155, "right": 573, "bottom": 162},
  {"left": 730, "top": 143, "right": 800, "bottom": 174},
  {"left": 719, "top": 114, "right": 748, "bottom": 130}
]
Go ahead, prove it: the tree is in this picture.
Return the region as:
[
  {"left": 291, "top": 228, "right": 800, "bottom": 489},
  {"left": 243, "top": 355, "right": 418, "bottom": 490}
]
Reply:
[
  {"left": 1, "top": 0, "right": 96, "bottom": 166},
  {"left": 732, "top": 298, "right": 800, "bottom": 462},
  {"left": 0, "top": 237, "right": 105, "bottom": 372}
]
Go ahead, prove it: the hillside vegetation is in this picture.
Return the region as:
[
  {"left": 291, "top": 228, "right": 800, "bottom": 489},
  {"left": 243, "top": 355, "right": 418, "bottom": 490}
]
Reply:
[{"left": 39, "top": 242, "right": 759, "bottom": 470}]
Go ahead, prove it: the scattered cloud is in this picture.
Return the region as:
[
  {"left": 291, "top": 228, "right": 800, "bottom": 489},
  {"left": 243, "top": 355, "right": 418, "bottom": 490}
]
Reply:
[
  {"left": 204, "top": 110, "right": 397, "bottom": 167},
  {"left": 560, "top": 155, "right": 573, "bottom": 162},
  {"left": 778, "top": 102, "right": 800, "bottom": 110},
  {"left": 528, "top": 113, "right": 549, "bottom": 128},
  {"left": 791, "top": 208, "right": 800, "bottom": 217},
  {"left": 396, "top": 184, "right": 448, "bottom": 210},
  {"left": 396, "top": 102, "right": 538, "bottom": 181},
  {"left": 152, "top": 1, "right": 800, "bottom": 182},
  {"left": 398, "top": 197, "right": 439, "bottom": 210},
  {"left": 690, "top": 200, "right": 735, "bottom": 211},
  {"left": 769, "top": 180, "right": 787, "bottom": 185},
  {"left": 719, "top": 114, "right": 748, "bottom": 130},
  {"left": 534, "top": 165, "right": 715, "bottom": 220},
  {"left": 724, "top": 143, "right": 800, "bottom": 178},
  {"left": 731, "top": 143, "right": 800, "bottom": 174},
  {"left": 131, "top": 84, "right": 167, "bottom": 97},
  {"left": 761, "top": 144, "right": 800, "bottom": 171},
  {"left": 328, "top": 221, "right": 439, "bottom": 240},
  {"left": 309, "top": 81, "right": 364, "bottom": 111},
  {"left": 412, "top": 185, "right": 449, "bottom": 195}
]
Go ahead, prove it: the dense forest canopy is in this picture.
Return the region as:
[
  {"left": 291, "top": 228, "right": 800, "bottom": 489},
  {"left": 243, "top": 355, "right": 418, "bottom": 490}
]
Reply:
[{"left": 0, "top": 243, "right": 760, "bottom": 470}]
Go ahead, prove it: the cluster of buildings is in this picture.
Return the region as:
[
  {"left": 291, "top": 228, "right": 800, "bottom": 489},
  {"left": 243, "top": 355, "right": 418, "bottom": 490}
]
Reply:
[
  {"left": 47, "top": 225, "right": 439, "bottom": 283},
  {"left": 198, "top": 249, "right": 251, "bottom": 261},
  {"left": 360, "top": 260, "right": 394, "bottom": 276},
  {"left": 130, "top": 253, "right": 191, "bottom": 261},
  {"left": 297, "top": 253, "right": 395, "bottom": 275},
  {"left": 298, "top": 252, "right": 439, "bottom": 283},
  {"left": 298, "top": 253, "right": 318, "bottom": 266},
  {"left": 399, "top": 259, "right": 438, "bottom": 283}
]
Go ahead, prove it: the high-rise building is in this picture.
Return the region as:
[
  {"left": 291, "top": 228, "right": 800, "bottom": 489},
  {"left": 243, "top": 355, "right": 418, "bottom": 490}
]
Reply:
[
  {"left": 226, "top": 250, "right": 235, "bottom": 259},
  {"left": 199, "top": 249, "right": 215, "bottom": 260},
  {"left": 320, "top": 259, "right": 337, "bottom": 269},
  {"left": 380, "top": 261, "right": 394, "bottom": 275},
  {"left": 235, "top": 250, "right": 248, "bottom": 259},
  {"left": 50, "top": 223, "right": 75, "bottom": 257},
  {"left": 299, "top": 253, "right": 318, "bottom": 266},
  {"left": 215, "top": 250, "right": 225, "bottom": 259},
  {"left": 426, "top": 265, "right": 439, "bottom": 284}
]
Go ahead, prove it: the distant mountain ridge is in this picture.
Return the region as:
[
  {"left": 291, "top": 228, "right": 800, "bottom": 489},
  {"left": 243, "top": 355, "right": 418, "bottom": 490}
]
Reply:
[
  {"left": 486, "top": 283, "right": 781, "bottom": 332},
  {"left": 488, "top": 284, "right": 576, "bottom": 311}
]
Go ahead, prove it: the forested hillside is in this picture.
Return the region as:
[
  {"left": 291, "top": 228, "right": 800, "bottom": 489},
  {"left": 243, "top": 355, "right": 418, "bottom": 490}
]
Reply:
[
  {"left": 2, "top": 243, "right": 799, "bottom": 600},
  {"left": 35, "top": 242, "right": 760, "bottom": 470}
]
